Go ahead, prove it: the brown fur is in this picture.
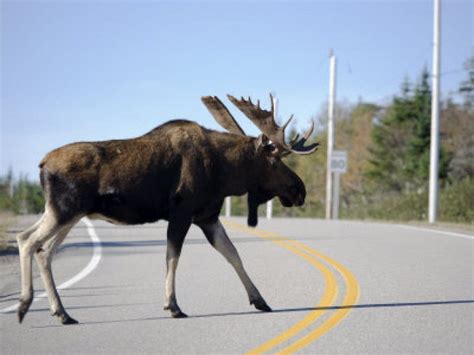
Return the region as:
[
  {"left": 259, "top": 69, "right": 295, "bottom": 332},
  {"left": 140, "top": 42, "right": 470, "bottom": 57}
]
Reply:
[{"left": 16, "top": 117, "right": 310, "bottom": 324}]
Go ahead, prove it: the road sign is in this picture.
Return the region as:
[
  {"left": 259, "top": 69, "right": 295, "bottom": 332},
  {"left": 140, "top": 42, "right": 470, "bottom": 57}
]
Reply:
[{"left": 331, "top": 150, "right": 347, "bottom": 173}]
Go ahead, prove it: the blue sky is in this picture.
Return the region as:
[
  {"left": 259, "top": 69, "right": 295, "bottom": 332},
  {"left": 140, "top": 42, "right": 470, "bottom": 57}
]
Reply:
[{"left": 1, "top": 0, "right": 472, "bottom": 180}]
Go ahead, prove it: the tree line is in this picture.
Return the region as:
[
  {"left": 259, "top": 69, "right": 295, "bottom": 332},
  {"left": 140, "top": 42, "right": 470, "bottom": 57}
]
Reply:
[
  {"left": 233, "top": 57, "right": 473, "bottom": 223},
  {"left": 0, "top": 169, "right": 44, "bottom": 214}
]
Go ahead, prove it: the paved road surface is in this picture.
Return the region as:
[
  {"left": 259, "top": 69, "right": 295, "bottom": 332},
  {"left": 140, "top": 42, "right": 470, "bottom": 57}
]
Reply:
[{"left": 1, "top": 217, "right": 473, "bottom": 354}]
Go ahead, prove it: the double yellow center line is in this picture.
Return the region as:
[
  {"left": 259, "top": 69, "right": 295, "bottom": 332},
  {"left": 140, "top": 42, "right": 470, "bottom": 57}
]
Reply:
[{"left": 224, "top": 221, "right": 359, "bottom": 354}]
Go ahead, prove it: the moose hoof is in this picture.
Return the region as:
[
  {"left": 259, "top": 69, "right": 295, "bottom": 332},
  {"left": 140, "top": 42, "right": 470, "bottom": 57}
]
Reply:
[
  {"left": 60, "top": 314, "right": 79, "bottom": 325},
  {"left": 17, "top": 298, "right": 33, "bottom": 324},
  {"left": 164, "top": 304, "right": 188, "bottom": 318},
  {"left": 52, "top": 310, "right": 79, "bottom": 325},
  {"left": 171, "top": 310, "right": 188, "bottom": 318},
  {"left": 251, "top": 299, "right": 272, "bottom": 312}
]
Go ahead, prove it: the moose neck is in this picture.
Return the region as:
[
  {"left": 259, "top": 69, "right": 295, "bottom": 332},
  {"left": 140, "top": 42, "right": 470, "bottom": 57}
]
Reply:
[
  {"left": 216, "top": 135, "right": 272, "bottom": 227},
  {"left": 215, "top": 134, "right": 260, "bottom": 198}
]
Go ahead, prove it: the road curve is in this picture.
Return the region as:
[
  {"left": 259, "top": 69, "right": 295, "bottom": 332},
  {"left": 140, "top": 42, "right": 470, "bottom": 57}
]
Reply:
[{"left": 1, "top": 217, "right": 472, "bottom": 354}]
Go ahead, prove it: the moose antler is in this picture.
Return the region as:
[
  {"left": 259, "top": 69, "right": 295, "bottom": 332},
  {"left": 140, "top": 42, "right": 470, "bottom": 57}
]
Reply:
[
  {"left": 227, "top": 94, "right": 319, "bottom": 155},
  {"left": 201, "top": 96, "right": 246, "bottom": 136}
]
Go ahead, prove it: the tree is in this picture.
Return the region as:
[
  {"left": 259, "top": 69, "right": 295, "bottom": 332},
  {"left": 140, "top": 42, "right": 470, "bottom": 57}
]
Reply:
[
  {"left": 459, "top": 56, "right": 474, "bottom": 112},
  {"left": 0, "top": 171, "right": 44, "bottom": 214},
  {"left": 441, "top": 56, "right": 474, "bottom": 181},
  {"left": 367, "top": 68, "right": 450, "bottom": 191}
]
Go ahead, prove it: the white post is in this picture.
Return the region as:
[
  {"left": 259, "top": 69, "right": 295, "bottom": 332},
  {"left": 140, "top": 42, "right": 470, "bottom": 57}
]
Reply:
[
  {"left": 429, "top": 0, "right": 441, "bottom": 223},
  {"left": 332, "top": 172, "right": 340, "bottom": 219},
  {"left": 325, "top": 50, "right": 337, "bottom": 219},
  {"left": 266, "top": 199, "right": 273, "bottom": 219},
  {"left": 225, "top": 196, "right": 231, "bottom": 218},
  {"left": 266, "top": 94, "right": 278, "bottom": 219}
]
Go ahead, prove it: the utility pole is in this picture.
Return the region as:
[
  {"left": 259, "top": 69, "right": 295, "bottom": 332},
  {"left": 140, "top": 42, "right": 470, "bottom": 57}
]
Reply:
[
  {"left": 325, "top": 50, "right": 337, "bottom": 219},
  {"left": 429, "top": 0, "right": 441, "bottom": 223},
  {"left": 266, "top": 94, "right": 278, "bottom": 219}
]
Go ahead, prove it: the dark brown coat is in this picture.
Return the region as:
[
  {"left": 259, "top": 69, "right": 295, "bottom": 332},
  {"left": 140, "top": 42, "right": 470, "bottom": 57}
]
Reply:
[
  {"left": 16, "top": 95, "right": 317, "bottom": 324},
  {"left": 40, "top": 119, "right": 304, "bottom": 226}
]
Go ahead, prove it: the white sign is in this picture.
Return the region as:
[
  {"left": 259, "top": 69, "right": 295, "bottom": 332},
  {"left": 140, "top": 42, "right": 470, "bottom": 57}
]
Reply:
[{"left": 331, "top": 150, "right": 347, "bottom": 173}]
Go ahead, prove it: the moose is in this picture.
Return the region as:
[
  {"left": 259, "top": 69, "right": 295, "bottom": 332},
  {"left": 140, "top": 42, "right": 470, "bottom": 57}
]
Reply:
[{"left": 15, "top": 94, "right": 318, "bottom": 324}]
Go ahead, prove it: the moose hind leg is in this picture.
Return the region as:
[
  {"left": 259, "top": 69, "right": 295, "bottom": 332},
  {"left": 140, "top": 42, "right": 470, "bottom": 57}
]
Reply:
[
  {"left": 35, "top": 222, "right": 78, "bottom": 325},
  {"left": 17, "top": 210, "right": 63, "bottom": 323},
  {"left": 198, "top": 220, "right": 271, "bottom": 312},
  {"left": 15, "top": 214, "right": 47, "bottom": 322},
  {"left": 164, "top": 219, "right": 191, "bottom": 318}
]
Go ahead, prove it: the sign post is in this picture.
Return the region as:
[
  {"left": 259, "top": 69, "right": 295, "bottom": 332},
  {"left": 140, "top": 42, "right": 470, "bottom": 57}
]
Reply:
[{"left": 330, "top": 150, "right": 347, "bottom": 219}]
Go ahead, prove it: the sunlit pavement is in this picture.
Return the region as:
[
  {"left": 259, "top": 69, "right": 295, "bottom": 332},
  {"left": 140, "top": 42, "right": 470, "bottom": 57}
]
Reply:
[{"left": 1, "top": 217, "right": 472, "bottom": 354}]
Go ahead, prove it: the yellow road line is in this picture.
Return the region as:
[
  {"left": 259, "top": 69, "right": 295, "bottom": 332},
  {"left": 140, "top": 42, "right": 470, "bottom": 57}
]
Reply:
[
  {"left": 247, "top": 241, "right": 338, "bottom": 354},
  {"left": 278, "top": 240, "right": 360, "bottom": 353},
  {"left": 223, "top": 221, "right": 338, "bottom": 353},
  {"left": 223, "top": 220, "right": 359, "bottom": 354}
]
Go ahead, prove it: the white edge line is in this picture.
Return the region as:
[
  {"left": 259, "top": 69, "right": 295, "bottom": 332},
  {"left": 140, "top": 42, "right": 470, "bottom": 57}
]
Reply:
[
  {"left": 1, "top": 217, "right": 102, "bottom": 314},
  {"left": 226, "top": 217, "right": 474, "bottom": 241},
  {"left": 393, "top": 224, "right": 474, "bottom": 241},
  {"left": 310, "top": 217, "right": 474, "bottom": 241}
]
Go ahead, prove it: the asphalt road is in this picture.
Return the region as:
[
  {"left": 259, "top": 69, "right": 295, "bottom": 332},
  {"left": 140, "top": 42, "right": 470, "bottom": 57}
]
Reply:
[{"left": 1, "top": 217, "right": 473, "bottom": 354}]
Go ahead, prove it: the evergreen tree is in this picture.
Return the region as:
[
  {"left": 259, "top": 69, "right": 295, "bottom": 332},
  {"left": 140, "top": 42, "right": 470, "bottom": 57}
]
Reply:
[
  {"left": 367, "top": 68, "right": 450, "bottom": 191},
  {"left": 405, "top": 69, "right": 432, "bottom": 183},
  {"left": 459, "top": 56, "right": 474, "bottom": 111},
  {"left": 367, "top": 80, "right": 414, "bottom": 191}
]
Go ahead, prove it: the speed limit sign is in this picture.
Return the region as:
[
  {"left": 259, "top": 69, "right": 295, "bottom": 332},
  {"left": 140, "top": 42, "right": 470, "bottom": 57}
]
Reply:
[{"left": 330, "top": 150, "right": 347, "bottom": 173}]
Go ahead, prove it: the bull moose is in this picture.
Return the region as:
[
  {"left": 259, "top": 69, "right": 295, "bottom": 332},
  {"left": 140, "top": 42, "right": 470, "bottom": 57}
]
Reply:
[{"left": 15, "top": 94, "right": 318, "bottom": 324}]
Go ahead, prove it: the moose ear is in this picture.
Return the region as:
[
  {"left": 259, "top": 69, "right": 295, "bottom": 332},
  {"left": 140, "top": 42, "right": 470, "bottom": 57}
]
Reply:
[
  {"left": 255, "top": 134, "right": 270, "bottom": 151},
  {"left": 255, "top": 134, "right": 279, "bottom": 156}
]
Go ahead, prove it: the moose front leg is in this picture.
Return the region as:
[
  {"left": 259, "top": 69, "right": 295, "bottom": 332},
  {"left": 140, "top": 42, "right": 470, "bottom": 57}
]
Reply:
[
  {"left": 197, "top": 219, "right": 271, "bottom": 312},
  {"left": 164, "top": 218, "right": 191, "bottom": 318}
]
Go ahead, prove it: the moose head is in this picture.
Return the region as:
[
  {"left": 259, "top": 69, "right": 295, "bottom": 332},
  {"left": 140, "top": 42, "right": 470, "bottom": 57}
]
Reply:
[{"left": 202, "top": 94, "right": 319, "bottom": 226}]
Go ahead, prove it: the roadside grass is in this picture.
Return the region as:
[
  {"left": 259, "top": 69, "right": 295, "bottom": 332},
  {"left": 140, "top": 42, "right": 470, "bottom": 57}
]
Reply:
[{"left": 0, "top": 211, "right": 16, "bottom": 252}]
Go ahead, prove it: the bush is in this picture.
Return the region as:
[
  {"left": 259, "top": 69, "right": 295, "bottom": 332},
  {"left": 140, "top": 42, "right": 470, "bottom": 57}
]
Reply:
[
  {"left": 440, "top": 178, "right": 474, "bottom": 223},
  {"left": 0, "top": 176, "right": 45, "bottom": 215},
  {"left": 339, "top": 179, "right": 473, "bottom": 223}
]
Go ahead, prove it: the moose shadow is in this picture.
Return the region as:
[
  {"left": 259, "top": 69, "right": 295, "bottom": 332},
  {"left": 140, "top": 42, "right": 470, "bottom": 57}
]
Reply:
[{"left": 26, "top": 298, "right": 474, "bottom": 329}]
